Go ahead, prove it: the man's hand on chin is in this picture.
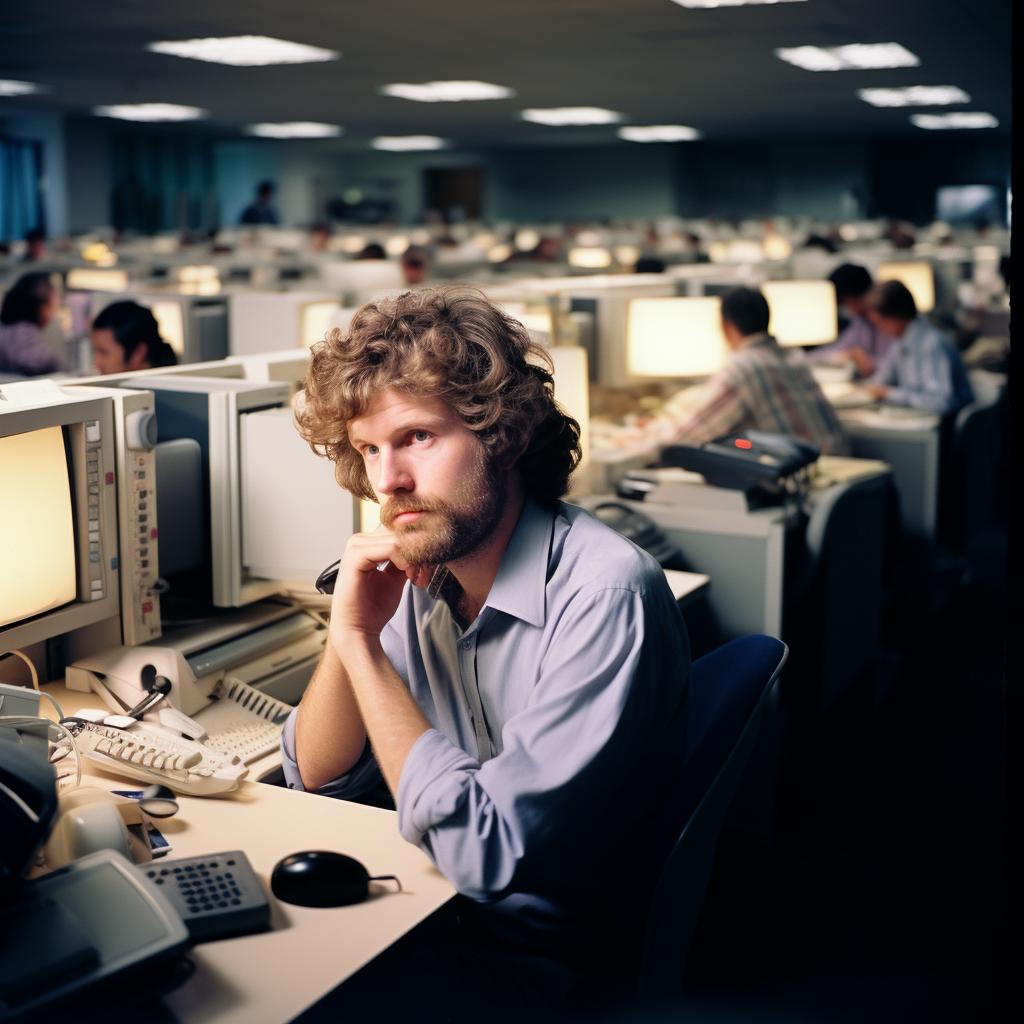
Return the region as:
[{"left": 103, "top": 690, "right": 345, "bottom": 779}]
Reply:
[{"left": 328, "top": 528, "right": 435, "bottom": 654}]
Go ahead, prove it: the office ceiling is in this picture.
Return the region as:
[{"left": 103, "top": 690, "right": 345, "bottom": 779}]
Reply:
[{"left": 0, "top": 0, "right": 1012, "bottom": 146}]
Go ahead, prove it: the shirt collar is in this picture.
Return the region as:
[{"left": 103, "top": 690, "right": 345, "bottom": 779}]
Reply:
[{"left": 477, "top": 495, "right": 552, "bottom": 628}]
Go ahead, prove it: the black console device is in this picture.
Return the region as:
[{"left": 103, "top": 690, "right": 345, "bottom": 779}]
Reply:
[
  {"left": 661, "top": 430, "right": 820, "bottom": 491},
  {"left": 133, "top": 850, "right": 270, "bottom": 942}
]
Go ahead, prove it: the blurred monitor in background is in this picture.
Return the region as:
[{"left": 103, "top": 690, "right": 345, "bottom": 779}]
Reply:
[{"left": 935, "top": 185, "right": 1002, "bottom": 225}]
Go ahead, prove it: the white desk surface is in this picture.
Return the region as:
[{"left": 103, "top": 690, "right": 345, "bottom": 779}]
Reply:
[
  {"left": 663, "top": 569, "right": 710, "bottom": 603},
  {"left": 41, "top": 683, "right": 457, "bottom": 1024}
]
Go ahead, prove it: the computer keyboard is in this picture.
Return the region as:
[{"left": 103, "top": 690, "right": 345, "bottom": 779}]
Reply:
[{"left": 194, "top": 677, "right": 291, "bottom": 765}]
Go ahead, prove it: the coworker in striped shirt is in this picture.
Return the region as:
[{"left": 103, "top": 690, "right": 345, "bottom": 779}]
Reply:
[
  {"left": 863, "top": 280, "right": 973, "bottom": 416},
  {"left": 671, "top": 286, "right": 849, "bottom": 455}
]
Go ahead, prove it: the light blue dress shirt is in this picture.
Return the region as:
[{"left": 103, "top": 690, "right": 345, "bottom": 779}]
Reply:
[
  {"left": 281, "top": 497, "right": 691, "bottom": 956},
  {"left": 870, "top": 316, "right": 973, "bottom": 415}
]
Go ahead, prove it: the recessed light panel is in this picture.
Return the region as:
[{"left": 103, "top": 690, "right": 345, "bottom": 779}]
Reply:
[
  {"left": 93, "top": 103, "right": 209, "bottom": 122},
  {"left": 775, "top": 43, "right": 920, "bottom": 71},
  {"left": 618, "top": 125, "right": 703, "bottom": 142},
  {"left": 671, "top": 0, "right": 806, "bottom": 7},
  {"left": 0, "top": 79, "right": 44, "bottom": 96},
  {"left": 371, "top": 136, "right": 449, "bottom": 151},
  {"left": 858, "top": 86, "right": 970, "bottom": 107},
  {"left": 520, "top": 107, "right": 623, "bottom": 126},
  {"left": 147, "top": 35, "right": 338, "bottom": 66},
  {"left": 910, "top": 112, "right": 999, "bottom": 130},
  {"left": 381, "top": 81, "right": 515, "bottom": 102},
  {"left": 246, "top": 122, "right": 343, "bottom": 138}
]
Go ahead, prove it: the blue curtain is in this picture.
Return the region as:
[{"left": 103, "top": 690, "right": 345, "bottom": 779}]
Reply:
[{"left": 0, "top": 136, "right": 45, "bottom": 242}]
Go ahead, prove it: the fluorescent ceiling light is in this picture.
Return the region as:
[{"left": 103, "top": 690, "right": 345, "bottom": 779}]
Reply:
[
  {"left": 670, "top": 0, "right": 806, "bottom": 7},
  {"left": 0, "top": 79, "right": 45, "bottom": 96},
  {"left": 858, "top": 86, "right": 970, "bottom": 107},
  {"left": 618, "top": 124, "right": 703, "bottom": 142},
  {"left": 520, "top": 107, "right": 623, "bottom": 126},
  {"left": 147, "top": 35, "right": 338, "bottom": 66},
  {"left": 246, "top": 122, "right": 343, "bottom": 138},
  {"left": 381, "top": 81, "right": 515, "bottom": 102},
  {"left": 371, "top": 135, "right": 449, "bottom": 151},
  {"left": 911, "top": 112, "right": 999, "bottom": 130},
  {"left": 775, "top": 43, "right": 920, "bottom": 71},
  {"left": 93, "top": 103, "right": 208, "bottom": 122}
]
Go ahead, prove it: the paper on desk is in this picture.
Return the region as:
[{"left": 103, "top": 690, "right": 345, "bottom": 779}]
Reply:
[
  {"left": 810, "top": 456, "right": 890, "bottom": 488},
  {"left": 845, "top": 408, "right": 939, "bottom": 430},
  {"left": 0, "top": 379, "right": 77, "bottom": 408}
]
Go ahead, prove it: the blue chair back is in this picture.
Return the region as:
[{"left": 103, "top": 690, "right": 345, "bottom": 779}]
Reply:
[{"left": 606, "top": 635, "right": 787, "bottom": 1001}]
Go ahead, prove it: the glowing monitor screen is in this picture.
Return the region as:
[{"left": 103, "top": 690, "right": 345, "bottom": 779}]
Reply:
[
  {"left": 627, "top": 297, "right": 728, "bottom": 378},
  {"left": 762, "top": 280, "right": 838, "bottom": 346},
  {"left": 65, "top": 268, "right": 129, "bottom": 292},
  {"left": 301, "top": 301, "right": 342, "bottom": 348},
  {"left": 0, "top": 426, "right": 77, "bottom": 627},
  {"left": 876, "top": 261, "right": 935, "bottom": 313},
  {"left": 146, "top": 301, "right": 186, "bottom": 355}
]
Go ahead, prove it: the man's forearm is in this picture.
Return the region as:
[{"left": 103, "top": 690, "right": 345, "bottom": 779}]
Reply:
[
  {"left": 340, "top": 634, "right": 433, "bottom": 800},
  {"left": 294, "top": 641, "right": 368, "bottom": 792}
]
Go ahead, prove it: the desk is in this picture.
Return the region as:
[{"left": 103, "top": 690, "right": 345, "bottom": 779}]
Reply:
[{"left": 40, "top": 684, "right": 457, "bottom": 1024}]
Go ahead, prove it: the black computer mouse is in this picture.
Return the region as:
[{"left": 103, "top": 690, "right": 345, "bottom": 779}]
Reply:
[{"left": 271, "top": 850, "right": 397, "bottom": 908}]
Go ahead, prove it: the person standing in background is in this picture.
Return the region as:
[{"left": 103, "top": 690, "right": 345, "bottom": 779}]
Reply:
[
  {"left": 240, "top": 181, "right": 280, "bottom": 225},
  {"left": 0, "top": 272, "right": 63, "bottom": 376}
]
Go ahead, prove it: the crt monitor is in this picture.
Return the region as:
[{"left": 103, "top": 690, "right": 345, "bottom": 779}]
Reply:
[
  {"left": 760, "top": 280, "right": 838, "bottom": 347},
  {"left": 228, "top": 292, "right": 342, "bottom": 356},
  {"left": 875, "top": 261, "right": 936, "bottom": 314},
  {"left": 626, "top": 296, "right": 729, "bottom": 379},
  {"left": 0, "top": 381, "right": 120, "bottom": 656}
]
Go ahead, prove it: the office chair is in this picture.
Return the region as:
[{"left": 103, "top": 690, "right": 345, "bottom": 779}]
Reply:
[
  {"left": 782, "top": 475, "right": 888, "bottom": 714},
  {"left": 596, "top": 635, "right": 787, "bottom": 1006}
]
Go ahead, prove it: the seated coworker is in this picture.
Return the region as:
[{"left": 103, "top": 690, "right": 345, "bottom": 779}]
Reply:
[
  {"left": 282, "top": 286, "right": 690, "bottom": 1014},
  {"left": 0, "top": 271, "right": 63, "bottom": 376},
  {"left": 91, "top": 301, "right": 178, "bottom": 375},
  {"left": 671, "top": 286, "right": 849, "bottom": 454},
  {"left": 809, "top": 263, "right": 895, "bottom": 377},
  {"left": 863, "top": 281, "right": 973, "bottom": 416}
]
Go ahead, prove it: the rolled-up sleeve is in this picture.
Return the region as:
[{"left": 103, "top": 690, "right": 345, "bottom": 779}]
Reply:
[
  {"left": 279, "top": 707, "right": 382, "bottom": 797},
  {"left": 395, "top": 581, "right": 686, "bottom": 902}
]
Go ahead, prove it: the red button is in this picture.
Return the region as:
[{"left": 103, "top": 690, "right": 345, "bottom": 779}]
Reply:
[
  {"left": 106, "top": 471, "right": 115, "bottom": 484},
  {"left": 150, "top": 528, "right": 158, "bottom": 538},
  {"left": 735, "top": 439, "right": 752, "bottom": 450},
  {"left": 142, "top": 602, "right": 153, "bottom": 613}
]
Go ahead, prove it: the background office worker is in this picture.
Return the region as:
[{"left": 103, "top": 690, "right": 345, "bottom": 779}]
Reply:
[
  {"left": 282, "top": 286, "right": 690, "bottom": 1017},
  {"left": 671, "top": 286, "right": 849, "bottom": 454},
  {"left": 809, "top": 263, "right": 894, "bottom": 377},
  {"left": 0, "top": 271, "right": 63, "bottom": 376},
  {"left": 863, "top": 280, "right": 974, "bottom": 415},
  {"left": 239, "top": 179, "right": 279, "bottom": 225},
  {"left": 90, "top": 301, "right": 178, "bottom": 375}
]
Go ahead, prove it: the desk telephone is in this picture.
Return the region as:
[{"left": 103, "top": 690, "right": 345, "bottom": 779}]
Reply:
[{"left": 65, "top": 646, "right": 294, "bottom": 796}]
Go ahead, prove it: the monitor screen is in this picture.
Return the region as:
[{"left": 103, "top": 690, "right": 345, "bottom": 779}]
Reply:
[
  {"left": 935, "top": 185, "right": 1002, "bottom": 225},
  {"left": 875, "top": 262, "right": 935, "bottom": 314},
  {"left": 761, "top": 280, "right": 838, "bottom": 347},
  {"left": 627, "top": 296, "right": 728, "bottom": 379},
  {"left": 0, "top": 426, "right": 77, "bottom": 627},
  {"left": 301, "top": 302, "right": 342, "bottom": 349}
]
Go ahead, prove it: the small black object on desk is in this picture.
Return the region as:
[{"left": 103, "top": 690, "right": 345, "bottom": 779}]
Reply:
[{"left": 271, "top": 850, "right": 401, "bottom": 908}]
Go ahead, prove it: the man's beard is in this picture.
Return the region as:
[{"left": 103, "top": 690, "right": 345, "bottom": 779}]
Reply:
[{"left": 379, "top": 446, "right": 506, "bottom": 567}]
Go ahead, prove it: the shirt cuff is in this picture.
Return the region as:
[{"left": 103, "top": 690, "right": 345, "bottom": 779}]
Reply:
[
  {"left": 279, "top": 707, "right": 382, "bottom": 798},
  {"left": 396, "top": 729, "right": 480, "bottom": 846}
]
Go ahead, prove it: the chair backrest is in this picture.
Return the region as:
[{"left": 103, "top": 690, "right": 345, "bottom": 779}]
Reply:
[
  {"left": 635, "top": 635, "right": 787, "bottom": 1001},
  {"left": 785, "top": 477, "right": 887, "bottom": 710}
]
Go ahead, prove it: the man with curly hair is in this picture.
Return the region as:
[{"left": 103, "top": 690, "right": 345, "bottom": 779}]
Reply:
[{"left": 280, "top": 286, "right": 690, "bottom": 1016}]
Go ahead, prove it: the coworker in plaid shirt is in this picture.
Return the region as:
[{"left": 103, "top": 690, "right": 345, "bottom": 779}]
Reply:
[{"left": 671, "top": 286, "right": 849, "bottom": 455}]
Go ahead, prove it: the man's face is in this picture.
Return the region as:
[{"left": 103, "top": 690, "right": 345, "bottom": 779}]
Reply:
[
  {"left": 348, "top": 388, "right": 506, "bottom": 566},
  {"left": 867, "top": 310, "right": 910, "bottom": 339}
]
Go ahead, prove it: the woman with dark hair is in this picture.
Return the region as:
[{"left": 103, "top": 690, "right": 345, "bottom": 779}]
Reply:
[
  {"left": 90, "top": 301, "right": 178, "bottom": 375},
  {"left": 0, "top": 271, "right": 63, "bottom": 376}
]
